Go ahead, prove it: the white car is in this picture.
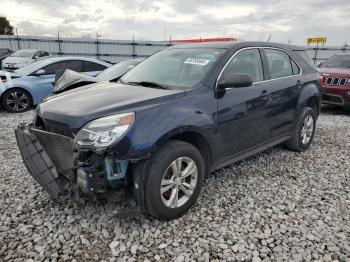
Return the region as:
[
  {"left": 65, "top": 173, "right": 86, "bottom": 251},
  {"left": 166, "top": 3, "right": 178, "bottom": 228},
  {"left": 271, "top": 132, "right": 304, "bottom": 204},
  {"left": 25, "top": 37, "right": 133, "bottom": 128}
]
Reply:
[{"left": 2, "top": 50, "right": 50, "bottom": 71}]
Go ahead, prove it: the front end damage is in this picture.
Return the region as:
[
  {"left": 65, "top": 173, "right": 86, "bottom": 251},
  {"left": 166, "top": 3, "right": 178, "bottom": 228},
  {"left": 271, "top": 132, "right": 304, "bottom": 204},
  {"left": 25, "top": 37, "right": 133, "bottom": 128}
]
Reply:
[{"left": 15, "top": 124, "right": 136, "bottom": 206}]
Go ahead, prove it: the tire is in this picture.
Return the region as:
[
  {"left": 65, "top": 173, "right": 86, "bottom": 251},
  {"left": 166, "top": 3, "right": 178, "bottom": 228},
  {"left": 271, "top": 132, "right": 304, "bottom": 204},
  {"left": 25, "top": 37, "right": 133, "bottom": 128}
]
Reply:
[
  {"left": 1, "top": 88, "right": 32, "bottom": 113},
  {"left": 286, "top": 107, "right": 316, "bottom": 152},
  {"left": 143, "top": 140, "right": 205, "bottom": 220}
]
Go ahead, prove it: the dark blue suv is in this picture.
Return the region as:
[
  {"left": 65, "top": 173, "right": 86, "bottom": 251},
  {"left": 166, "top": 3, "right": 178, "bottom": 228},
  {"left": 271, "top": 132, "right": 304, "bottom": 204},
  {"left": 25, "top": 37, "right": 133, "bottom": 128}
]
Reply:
[{"left": 16, "top": 42, "right": 321, "bottom": 220}]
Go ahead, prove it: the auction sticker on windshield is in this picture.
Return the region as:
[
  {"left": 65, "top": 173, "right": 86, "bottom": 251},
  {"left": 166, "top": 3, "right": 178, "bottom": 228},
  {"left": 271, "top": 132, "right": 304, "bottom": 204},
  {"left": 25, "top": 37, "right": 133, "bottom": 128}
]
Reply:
[{"left": 184, "top": 58, "right": 210, "bottom": 66}]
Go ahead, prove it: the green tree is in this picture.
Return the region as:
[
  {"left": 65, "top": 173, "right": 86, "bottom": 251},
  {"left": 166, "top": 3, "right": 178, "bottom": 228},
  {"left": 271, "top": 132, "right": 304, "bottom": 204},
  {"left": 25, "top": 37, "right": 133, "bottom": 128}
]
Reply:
[{"left": 0, "top": 17, "right": 14, "bottom": 35}]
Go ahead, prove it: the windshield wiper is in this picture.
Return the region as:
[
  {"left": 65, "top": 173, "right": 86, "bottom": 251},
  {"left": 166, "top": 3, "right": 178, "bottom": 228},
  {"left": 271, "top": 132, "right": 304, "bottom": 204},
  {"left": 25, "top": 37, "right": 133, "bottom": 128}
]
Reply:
[{"left": 125, "top": 81, "right": 168, "bottom": 90}]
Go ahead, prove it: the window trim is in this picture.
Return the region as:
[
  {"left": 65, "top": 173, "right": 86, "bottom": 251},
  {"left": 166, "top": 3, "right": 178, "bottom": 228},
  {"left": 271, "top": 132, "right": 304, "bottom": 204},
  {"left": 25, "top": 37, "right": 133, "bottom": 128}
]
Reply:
[{"left": 216, "top": 47, "right": 303, "bottom": 90}]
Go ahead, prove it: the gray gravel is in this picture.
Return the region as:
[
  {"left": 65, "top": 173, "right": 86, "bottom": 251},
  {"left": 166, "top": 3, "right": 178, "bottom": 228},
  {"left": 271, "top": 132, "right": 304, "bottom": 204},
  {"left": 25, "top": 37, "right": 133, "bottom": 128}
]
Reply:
[{"left": 0, "top": 107, "right": 349, "bottom": 261}]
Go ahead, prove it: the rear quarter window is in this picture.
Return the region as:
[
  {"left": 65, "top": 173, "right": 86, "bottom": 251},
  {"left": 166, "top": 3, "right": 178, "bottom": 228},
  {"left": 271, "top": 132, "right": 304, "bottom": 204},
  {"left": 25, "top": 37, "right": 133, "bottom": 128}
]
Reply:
[
  {"left": 83, "top": 61, "right": 107, "bottom": 72},
  {"left": 294, "top": 50, "right": 315, "bottom": 69}
]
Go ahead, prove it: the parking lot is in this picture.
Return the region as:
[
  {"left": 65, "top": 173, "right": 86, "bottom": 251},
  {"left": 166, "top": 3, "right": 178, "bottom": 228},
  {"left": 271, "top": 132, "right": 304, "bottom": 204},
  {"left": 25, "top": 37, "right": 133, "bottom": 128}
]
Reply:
[{"left": 0, "top": 107, "right": 349, "bottom": 261}]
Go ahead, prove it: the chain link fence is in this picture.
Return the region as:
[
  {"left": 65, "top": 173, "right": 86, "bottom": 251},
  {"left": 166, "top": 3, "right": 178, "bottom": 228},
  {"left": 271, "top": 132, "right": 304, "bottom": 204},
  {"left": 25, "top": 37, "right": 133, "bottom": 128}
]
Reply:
[{"left": 1, "top": 35, "right": 349, "bottom": 65}]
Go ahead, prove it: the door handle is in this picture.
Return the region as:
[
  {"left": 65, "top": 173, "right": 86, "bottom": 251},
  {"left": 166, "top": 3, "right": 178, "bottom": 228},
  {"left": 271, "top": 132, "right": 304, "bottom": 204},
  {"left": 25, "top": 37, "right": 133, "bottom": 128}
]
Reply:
[{"left": 260, "top": 90, "right": 270, "bottom": 101}]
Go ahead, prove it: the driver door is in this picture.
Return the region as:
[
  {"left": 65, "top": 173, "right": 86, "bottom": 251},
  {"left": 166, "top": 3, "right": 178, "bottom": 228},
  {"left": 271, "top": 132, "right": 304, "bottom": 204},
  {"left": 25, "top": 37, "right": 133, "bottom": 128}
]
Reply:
[{"left": 216, "top": 48, "right": 271, "bottom": 162}]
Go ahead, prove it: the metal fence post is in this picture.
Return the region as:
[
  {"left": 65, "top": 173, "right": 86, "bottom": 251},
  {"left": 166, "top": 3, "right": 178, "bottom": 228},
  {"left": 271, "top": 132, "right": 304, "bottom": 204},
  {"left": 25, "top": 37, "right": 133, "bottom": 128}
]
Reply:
[
  {"left": 57, "top": 31, "right": 62, "bottom": 56},
  {"left": 15, "top": 28, "right": 20, "bottom": 50},
  {"left": 132, "top": 35, "right": 136, "bottom": 58},
  {"left": 313, "top": 43, "right": 319, "bottom": 65}
]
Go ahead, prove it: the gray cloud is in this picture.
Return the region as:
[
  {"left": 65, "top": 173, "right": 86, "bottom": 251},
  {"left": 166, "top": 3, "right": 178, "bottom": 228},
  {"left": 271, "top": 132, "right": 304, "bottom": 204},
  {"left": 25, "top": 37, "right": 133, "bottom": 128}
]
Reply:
[{"left": 2, "top": 0, "right": 350, "bottom": 45}]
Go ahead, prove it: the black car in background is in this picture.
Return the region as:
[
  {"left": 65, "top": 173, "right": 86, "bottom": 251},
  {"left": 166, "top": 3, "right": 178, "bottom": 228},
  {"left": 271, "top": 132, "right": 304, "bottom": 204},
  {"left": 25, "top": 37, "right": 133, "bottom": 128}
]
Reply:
[
  {"left": 53, "top": 59, "right": 143, "bottom": 93},
  {"left": 16, "top": 42, "right": 320, "bottom": 220},
  {"left": 0, "top": 48, "right": 13, "bottom": 63}
]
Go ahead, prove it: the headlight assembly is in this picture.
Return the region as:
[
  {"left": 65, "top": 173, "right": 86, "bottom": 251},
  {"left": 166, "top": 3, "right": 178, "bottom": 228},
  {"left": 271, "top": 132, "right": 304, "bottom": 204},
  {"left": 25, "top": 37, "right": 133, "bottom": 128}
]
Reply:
[{"left": 74, "top": 112, "right": 135, "bottom": 149}]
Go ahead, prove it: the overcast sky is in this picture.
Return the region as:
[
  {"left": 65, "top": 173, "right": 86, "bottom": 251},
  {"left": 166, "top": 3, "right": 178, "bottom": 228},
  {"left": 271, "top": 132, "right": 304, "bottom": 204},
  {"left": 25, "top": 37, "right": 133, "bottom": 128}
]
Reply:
[{"left": 1, "top": 0, "right": 349, "bottom": 45}]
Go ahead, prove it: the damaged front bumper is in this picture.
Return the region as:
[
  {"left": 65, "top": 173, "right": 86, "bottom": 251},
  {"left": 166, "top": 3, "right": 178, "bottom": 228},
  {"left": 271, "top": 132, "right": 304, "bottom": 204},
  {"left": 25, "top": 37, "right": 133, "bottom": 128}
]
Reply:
[
  {"left": 15, "top": 124, "right": 72, "bottom": 202},
  {"left": 15, "top": 124, "right": 131, "bottom": 203}
]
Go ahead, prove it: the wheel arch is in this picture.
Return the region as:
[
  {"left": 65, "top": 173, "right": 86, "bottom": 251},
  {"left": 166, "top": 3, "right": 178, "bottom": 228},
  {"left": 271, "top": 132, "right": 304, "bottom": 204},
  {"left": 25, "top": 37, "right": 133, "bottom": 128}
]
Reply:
[
  {"left": 154, "top": 128, "right": 213, "bottom": 177},
  {"left": 297, "top": 82, "right": 321, "bottom": 117},
  {"left": 305, "top": 95, "right": 320, "bottom": 117},
  {"left": 1, "top": 87, "right": 34, "bottom": 106}
]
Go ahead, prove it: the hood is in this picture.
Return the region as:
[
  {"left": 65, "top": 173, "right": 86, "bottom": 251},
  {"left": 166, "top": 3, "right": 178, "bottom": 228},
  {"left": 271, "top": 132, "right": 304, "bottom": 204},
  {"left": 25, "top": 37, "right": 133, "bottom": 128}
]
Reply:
[
  {"left": 318, "top": 67, "right": 350, "bottom": 77},
  {"left": 53, "top": 69, "right": 97, "bottom": 93},
  {"left": 37, "top": 81, "right": 186, "bottom": 129},
  {"left": 3, "top": 56, "right": 32, "bottom": 65}
]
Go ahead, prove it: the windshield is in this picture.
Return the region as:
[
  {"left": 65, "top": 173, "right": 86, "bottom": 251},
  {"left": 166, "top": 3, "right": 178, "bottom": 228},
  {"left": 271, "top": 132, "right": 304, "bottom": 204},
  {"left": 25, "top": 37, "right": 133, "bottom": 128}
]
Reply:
[
  {"left": 121, "top": 48, "right": 226, "bottom": 90},
  {"left": 320, "top": 55, "right": 350, "bottom": 68},
  {"left": 10, "top": 50, "right": 35, "bottom": 58},
  {"left": 96, "top": 60, "right": 140, "bottom": 81}
]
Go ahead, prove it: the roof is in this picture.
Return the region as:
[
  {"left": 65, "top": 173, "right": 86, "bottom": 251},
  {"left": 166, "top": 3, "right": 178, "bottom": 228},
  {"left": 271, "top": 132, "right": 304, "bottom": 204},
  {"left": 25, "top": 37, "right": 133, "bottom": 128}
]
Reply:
[{"left": 170, "top": 41, "right": 306, "bottom": 51}]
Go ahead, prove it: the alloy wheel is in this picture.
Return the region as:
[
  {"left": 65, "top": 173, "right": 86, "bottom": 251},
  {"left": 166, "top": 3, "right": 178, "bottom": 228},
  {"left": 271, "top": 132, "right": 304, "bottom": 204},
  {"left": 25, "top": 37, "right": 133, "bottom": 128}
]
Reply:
[
  {"left": 6, "top": 91, "right": 29, "bottom": 112},
  {"left": 301, "top": 115, "right": 314, "bottom": 145},
  {"left": 160, "top": 157, "right": 198, "bottom": 208}
]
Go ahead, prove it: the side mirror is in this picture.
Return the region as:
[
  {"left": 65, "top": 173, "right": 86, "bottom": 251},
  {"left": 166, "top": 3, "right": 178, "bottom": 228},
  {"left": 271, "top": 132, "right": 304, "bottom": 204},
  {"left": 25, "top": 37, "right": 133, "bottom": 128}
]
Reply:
[
  {"left": 34, "top": 69, "right": 46, "bottom": 76},
  {"left": 217, "top": 73, "right": 253, "bottom": 90}
]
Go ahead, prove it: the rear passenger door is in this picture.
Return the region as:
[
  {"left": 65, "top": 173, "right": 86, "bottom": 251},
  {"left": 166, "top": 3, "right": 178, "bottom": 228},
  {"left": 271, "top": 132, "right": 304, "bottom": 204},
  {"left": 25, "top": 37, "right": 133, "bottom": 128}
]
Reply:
[
  {"left": 82, "top": 61, "right": 108, "bottom": 77},
  {"left": 261, "top": 48, "right": 302, "bottom": 139}
]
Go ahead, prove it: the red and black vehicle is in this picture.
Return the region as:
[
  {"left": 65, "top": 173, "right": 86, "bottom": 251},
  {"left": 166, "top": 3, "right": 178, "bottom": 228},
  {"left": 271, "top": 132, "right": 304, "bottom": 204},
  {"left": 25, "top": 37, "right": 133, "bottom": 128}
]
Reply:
[{"left": 318, "top": 54, "right": 350, "bottom": 110}]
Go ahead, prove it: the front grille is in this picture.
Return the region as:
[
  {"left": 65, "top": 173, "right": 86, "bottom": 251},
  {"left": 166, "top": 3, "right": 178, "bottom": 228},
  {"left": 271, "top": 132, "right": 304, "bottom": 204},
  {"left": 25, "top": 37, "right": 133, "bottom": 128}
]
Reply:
[{"left": 323, "top": 76, "right": 348, "bottom": 86}]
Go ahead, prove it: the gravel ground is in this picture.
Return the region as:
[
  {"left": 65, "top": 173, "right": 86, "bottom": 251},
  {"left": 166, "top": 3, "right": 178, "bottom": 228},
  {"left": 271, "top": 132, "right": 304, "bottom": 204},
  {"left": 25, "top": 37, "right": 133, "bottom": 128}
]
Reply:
[{"left": 0, "top": 107, "right": 349, "bottom": 262}]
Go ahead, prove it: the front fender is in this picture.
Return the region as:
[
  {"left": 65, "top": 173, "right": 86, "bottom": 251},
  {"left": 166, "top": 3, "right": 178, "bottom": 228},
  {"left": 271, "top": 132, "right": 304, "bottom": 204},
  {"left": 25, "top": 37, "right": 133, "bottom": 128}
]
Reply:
[
  {"left": 109, "top": 100, "right": 217, "bottom": 160},
  {"left": 0, "top": 78, "right": 33, "bottom": 100}
]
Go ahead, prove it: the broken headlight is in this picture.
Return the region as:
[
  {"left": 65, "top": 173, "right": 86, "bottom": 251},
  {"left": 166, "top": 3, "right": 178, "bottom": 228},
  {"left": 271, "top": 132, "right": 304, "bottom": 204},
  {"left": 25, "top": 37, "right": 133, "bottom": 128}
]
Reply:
[{"left": 74, "top": 112, "right": 135, "bottom": 149}]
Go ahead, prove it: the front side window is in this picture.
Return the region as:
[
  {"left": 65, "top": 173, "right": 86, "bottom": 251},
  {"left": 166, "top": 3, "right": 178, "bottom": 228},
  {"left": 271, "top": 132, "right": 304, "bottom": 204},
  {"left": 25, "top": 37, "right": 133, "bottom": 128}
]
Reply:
[
  {"left": 221, "top": 48, "right": 264, "bottom": 83},
  {"left": 42, "top": 60, "right": 83, "bottom": 75},
  {"left": 39, "top": 51, "right": 49, "bottom": 58},
  {"left": 121, "top": 48, "right": 225, "bottom": 90},
  {"left": 264, "top": 49, "right": 294, "bottom": 79}
]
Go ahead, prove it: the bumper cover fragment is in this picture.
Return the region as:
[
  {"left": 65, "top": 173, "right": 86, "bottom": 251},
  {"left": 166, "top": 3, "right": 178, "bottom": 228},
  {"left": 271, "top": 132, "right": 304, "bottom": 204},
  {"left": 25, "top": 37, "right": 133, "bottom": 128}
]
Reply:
[{"left": 15, "top": 124, "right": 69, "bottom": 202}]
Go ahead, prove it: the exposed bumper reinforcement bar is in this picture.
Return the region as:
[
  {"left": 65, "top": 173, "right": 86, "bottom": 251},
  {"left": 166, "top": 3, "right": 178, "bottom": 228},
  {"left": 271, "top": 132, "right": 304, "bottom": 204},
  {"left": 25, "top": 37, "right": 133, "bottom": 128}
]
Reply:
[{"left": 15, "top": 124, "right": 69, "bottom": 202}]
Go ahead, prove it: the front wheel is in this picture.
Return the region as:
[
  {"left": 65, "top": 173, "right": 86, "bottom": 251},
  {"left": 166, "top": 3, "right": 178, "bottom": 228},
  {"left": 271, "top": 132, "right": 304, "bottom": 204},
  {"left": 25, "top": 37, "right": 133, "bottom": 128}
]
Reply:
[
  {"left": 1, "top": 88, "right": 32, "bottom": 113},
  {"left": 143, "top": 140, "right": 205, "bottom": 220},
  {"left": 286, "top": 107, "right": 316, "bottom": 152}
]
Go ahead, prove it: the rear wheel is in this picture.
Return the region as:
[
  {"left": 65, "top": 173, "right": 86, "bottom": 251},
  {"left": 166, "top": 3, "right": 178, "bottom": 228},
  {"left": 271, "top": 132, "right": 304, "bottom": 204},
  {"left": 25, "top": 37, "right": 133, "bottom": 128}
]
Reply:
[
  {"left": 143, "top": 140, "right": 205, "bottom": 220},
  {"left": 1, "top": 88, "right": 32, "bottom": 113},
  {"left": 286, "top": 107, "right": 316, "bottom": 152}
]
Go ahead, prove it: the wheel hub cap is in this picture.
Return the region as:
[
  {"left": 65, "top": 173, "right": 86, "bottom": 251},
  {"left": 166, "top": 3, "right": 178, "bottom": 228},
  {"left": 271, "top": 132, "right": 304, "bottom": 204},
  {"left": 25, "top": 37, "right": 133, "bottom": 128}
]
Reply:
[
  {"left": 160, "top": 157, "right": 198, "bottom": 209},
  {"left": 301, "top": 115, "right": 314, "bottom": 145},
  {"left": 6, "top": 91, "right": 28, "bottom": 111}
]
